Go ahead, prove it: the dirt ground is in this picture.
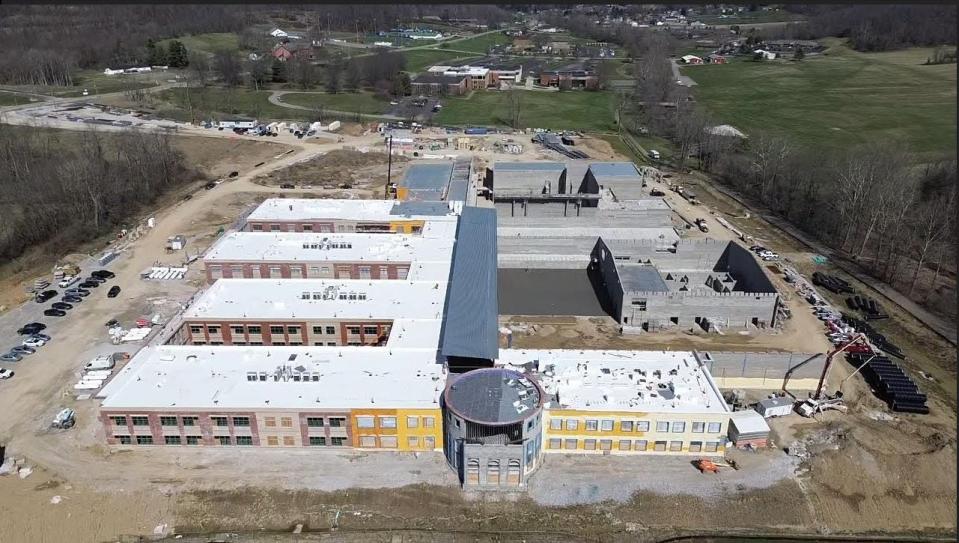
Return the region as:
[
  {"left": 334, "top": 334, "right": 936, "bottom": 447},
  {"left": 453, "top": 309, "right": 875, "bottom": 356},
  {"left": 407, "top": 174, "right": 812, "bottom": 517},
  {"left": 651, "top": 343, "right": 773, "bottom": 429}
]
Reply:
[{"left": 253, "top": 148, "right": 409, "bottom": 196}]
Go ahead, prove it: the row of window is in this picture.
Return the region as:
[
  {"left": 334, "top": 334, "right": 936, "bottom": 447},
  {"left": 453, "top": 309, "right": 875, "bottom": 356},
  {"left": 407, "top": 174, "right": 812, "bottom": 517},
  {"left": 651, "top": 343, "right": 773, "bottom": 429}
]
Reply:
[
  {"left": 251, "top": 223, "right": 334, "bottom": 232},
  {"left": 355, "top": 415, "right": 436, "bottom": 429},
  {"left": 115, "top": 435, "right": 254, "bottom": 446},
  {"left": 357, "top": 435, "right": 437, "bottom": 449},
  {"left": 190, "top": 324, "right": 385, "bottom": 338},
  {"left": 548, "top": 418, "right": 722, "bottom": 434},
  {"left": 111, "top": 415, "right": 251, "bottom": 427},
  {"left": 300, "top": 291, "right": 369, "bottom": 301},
  {"left": 547, "top": 438, "right": 721, "bottom": 452}
]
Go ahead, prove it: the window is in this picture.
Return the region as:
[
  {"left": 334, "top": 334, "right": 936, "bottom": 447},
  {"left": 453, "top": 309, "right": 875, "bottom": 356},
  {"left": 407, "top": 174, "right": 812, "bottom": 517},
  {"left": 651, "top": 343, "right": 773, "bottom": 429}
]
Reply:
[
  {"left": 207, "top": 326, "right": 220, "bottom": 335},
  {"left": 620, "top": 420, "right": 634, "bottom": 432},
  {"left": 671, "top": 421, "right": 686, "bottom": 433},
  {"left": 585, "top": 420, "right": 598, "bottom": 431},
  {"left": 302, "top": 224, "right": 313, "bottom": 232},
  {"left": 358, "top": 266, "right": 371, "bottom": 279},
  {"left": 356, "top": 416, "right": 375, "bottom": 428},
  {"left": 397, "top": 267, "right": 409, "bottom": 279},
  {"left": 329, "top": 437, "right": 345, "bottom": 446},
  {"left": 251, "top": 224, "right": 263, "bottom": 231},
  {"left": 115, "top": 435, "right": 132, "bottom": 444},
  {"left": 270, "top": 325, "right": 285, "bottom": 335},
  {"left": 423, "top": 417, "right": 435, "bottom": 428},
  {"left": 564, "top": 438, "right": 578, "bottom": 450},
  {"left": 360, "top": 436, "right": 377, "bottom": 448},
  {"left": 704, "top": 442, "right": 719, "bottom": 453},
  {"left": 269, "top": 224, "right": 280, "bottom": 232},
  {"left": 707, "top": 422, "right": 722, "bottom": 433},
  {"left": 265, "top": 417, "right": 276, "bottom": 427},
  {"left": 692, "top": 422, "right": 705, "bottom": 433},
  {"left": 216, "top": 436, "right": 232, "bottom": 445},
  {"left": 186, "top": 436, "right": 201, "bottom": 445},
  {"left": 267, "top": 436, "right": 279, "bottom": 446},
  {"left": 211, "top": 416, "right": 229, "bottom": 427},
  {"left": 600, "top": 439, "right": 613, "bottom": 451},
  {"left": 346, "top": 326, "right": 361, "bottom": 335},
  {"left": 182, "top": 416, "right": 197, "bottom": 427},
  {"left": 231, "top": 326, "right": 245, "bottom": 335},
  {"left": 584, "top": 439, "right": 597, "bottom": 450},
  {"left": 566, "top": 419, "right": 579, "bottom": 431},
  {"left": 406, "top": 416, "right": 419, "bottom": 428},
  {"left": 325, "top": 326, "right": 336, "bottom": 335},
  {"left": 424, "top": 436, "right": 435, "bottom": 449},
  {"left": 600, "top": 420, "right": 614, "bottom": 431},
  {"left": 131, "top": 416, "right": 149, "bottom": 426},
  {"left": 300, "top": 435, "right": 324, "bottom": 447},
  {"left": 248, "top": 326, "right": 262, "bottom": 335},
  {"left": 280, "top": 417, "right": 293, "bottom": 428},
  {"left": 312, "top": 326, "right": 323, "bottom": 335},
  {"left": 654, "top": 440, "right": 667, "bottom": 452},
  {"left": 407, "top": 436, "right": 420, "bottom": 448},
  {"left": 545, "top": 438, "right": 561, "bottom": 450},
  {"left": 380, "top": 436, "right": 398, "bottom": 448},
  {"left": 619, "top": 440, "right": 631, "bottom": 451},
  {"left": 307, "top": 417, "right": 324, "bottom": 427},
  {"left": 287, "top": 326, "right": 300, "bottom": 335},
  {"left": 136, "top": 435, "right": 153, "bottom": 445},
  {"left": 487, "top": 460, "right": 500, "bottom": 484},
  {"left": 283, "top": 436, "right": 294, "bottom": 446},
  {"left": 164, "top": 436, "right": 182, "bottom": 445},
  {"left": 111, "top": 416, "right": 127, "bottom": 426},
  {"left": 236, "top": 436, "right": 253, "bottom": 446},
  {"left": 670, "top": 441, "right": 683, "bottom": 452},
  {"left": 636, "top": 421, "right": 650, "bottom": 432},
  {"left": 160, "top": 416, "right": 178, "bottom": 427},
  {"left": 232, "top": 417, "right": 250, "bottom": 427},
  {"left": 549, "top": 418, "right": 563, "bottom": 431},
  {"left": 689, "top": 441, "right": 703, "bottom": 453},
  {"left": 329, "top": 417, "right": 345, "bottom": 427},
  {"left": 379, "top": 416, "right": 397, "bottom": 429},
  {"left": 635, "top": 440, "right": 648, "bottom": 451},
  {"left": 190, "top": 325, "right": 203, "bottom": 334},
  {"left": 363, "top": 325, "right": 378, "bottom": 336},
  {"left": 656, "top": 421, "right": 670, "bottom": 433}
]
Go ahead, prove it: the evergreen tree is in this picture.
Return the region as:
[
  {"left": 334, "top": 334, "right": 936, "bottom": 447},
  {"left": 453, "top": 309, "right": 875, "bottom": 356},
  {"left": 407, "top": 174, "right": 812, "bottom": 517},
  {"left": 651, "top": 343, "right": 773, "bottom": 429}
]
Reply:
[
  {"left": 146, "top": 39, "right": 167, "bottom": 66},
  {"left": 166, "top": 40, "right": 189, "bottom": 68},
  {"left": 793, "top": 47, "right": 805, "bottom": 61}
]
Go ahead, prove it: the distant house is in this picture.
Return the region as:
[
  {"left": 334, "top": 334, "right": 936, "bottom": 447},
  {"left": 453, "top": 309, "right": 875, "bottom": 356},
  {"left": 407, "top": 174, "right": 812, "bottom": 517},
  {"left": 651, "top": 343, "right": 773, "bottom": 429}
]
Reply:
[
  {"left": 410, "top": 74, "right": 469, "bottom": 96},
  {"left": 512, "top": 36, "right": 533, "bottom": 51},
  {"left": 539, "top": 64, "right": 598, "bottom": 89},
  {"left": 680, "top": 55, "right": 704, "bottom": 64},
  {"left": 706, "top": 54, "right": 727, "bottom": 64},
  {"left": 548, "top": 41, "right": 572, "bottom": 54},
  {"left": 427, "top": 65, "right": 491, "bottom": 90},
  {"left": 753, "top": 49, "right": 777, "bottom": 60},
  {"left": 272, "top": 42, "right": 315, "bottom": 62},
  {"left": 270, "top": 28, "right": 288, "bottom": 38}
]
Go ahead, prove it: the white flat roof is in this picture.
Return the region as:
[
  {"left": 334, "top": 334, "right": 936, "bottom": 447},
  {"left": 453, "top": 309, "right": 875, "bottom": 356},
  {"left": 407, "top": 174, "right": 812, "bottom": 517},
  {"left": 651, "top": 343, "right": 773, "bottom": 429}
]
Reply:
[
  {"left": 246, "top": 198, "right": 459, "bottom": 223},
  {"left": 204, "top": 232, "right": 455, "bottom": 281},
  {"left": 183, "top": 279, "right": 449, "bottom": 322},
  {"left": 497, "top": 227, "right": 680, "bottom": 242},
  {"left": 99, "top": 345, "right": 446, "bottom": 410},
  {"left": 497, "top": 349, "right": 729, "bottom": 414}
]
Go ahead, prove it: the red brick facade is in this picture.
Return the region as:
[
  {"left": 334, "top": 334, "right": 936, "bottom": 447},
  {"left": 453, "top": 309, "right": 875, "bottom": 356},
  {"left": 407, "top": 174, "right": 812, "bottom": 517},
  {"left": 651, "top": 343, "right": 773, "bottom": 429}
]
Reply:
[
  {"left": 101, "top": 411, "right": 260, "bottom": 446},
  {"left": 176, "top": 319, "right": 393, "bottom": 346},
  {"left": 205, "top": 261, "right": 411, "bottom": 284}
]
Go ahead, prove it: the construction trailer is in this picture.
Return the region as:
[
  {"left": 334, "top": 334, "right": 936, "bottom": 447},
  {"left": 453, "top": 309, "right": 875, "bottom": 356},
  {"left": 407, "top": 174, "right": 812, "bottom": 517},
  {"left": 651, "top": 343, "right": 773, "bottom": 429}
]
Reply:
[{"left": 755, "top": 396, "right": 795, "bottom": 418}]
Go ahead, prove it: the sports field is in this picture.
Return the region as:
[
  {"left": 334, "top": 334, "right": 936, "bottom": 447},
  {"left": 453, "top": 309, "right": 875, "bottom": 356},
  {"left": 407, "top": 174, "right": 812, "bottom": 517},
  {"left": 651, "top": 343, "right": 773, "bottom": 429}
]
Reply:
[
  {"left": 683, "top": 39, "right": 957, "bottom": 157},
  {"left": 434, "top": 89, "right": 619, "bottom": 132}
]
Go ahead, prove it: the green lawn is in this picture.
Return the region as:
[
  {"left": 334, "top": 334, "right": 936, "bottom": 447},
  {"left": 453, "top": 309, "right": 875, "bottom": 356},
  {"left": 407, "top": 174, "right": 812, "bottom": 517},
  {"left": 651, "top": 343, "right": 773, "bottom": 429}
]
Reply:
[
  {"left": 0, "top": 93, "right": 32, "bottom": 106},
  {"left": 434, "top": 90, "right": 618, "bottom": 132},
  {"left": 278, "top": 92, "right": 389, "bottom": 114},
  {"left": 684, "top": 40, "right": 958, "bottom": 157},
  {"left": 159, "top": 32, "right": 241, "bottom": 54},
  {"left": 441, "top": 32, "right": 509, "bottom": 55},
  {"left": 695, "top": 10, "right": 807, "bottom": 26},
  {"left": 155, "top": 87, "right": 312, "bottom": 122}
]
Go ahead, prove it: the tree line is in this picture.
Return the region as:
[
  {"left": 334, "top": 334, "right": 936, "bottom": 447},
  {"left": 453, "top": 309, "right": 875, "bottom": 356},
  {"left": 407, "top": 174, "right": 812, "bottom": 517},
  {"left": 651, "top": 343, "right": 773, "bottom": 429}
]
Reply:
[{"left": 0, "top": 126, "right": 193, "bottom": 263}]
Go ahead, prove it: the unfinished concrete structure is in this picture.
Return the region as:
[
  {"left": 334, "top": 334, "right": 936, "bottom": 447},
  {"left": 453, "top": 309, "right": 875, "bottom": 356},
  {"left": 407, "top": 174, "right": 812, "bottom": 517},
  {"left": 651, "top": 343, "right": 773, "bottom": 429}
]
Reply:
[
  {"left": 591, "top": 238, "right": 780, "bottom": 331},
  {"left": 392, "top": 158, "right": 472, "bottom": 207},
  {"left": 243, "top": 198, "right": 457, "bottom": 235}
]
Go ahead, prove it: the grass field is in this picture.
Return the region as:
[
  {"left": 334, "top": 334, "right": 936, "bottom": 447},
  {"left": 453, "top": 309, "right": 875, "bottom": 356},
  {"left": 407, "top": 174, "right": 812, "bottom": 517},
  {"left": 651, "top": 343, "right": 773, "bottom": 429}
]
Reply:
[
  {"left": 155, "top": 88, "right": 312, "bottom": 121},
  {"left": 278, "top": 92, "right": 389, "bottom": 114},
  {"left": 159, "top": 32, "right": 241, "bottom": 54},
  {"left": 403, "top": 49, "right": 479, "bottom": 72},
  {"left": 434, "top": 90, "right": 618, "bottom": 132},
  {"left": 683, "top": 39, "right": 958, "bottom": 157},
  {"left": 0, "top": 93, "right": 32, "bottom": 106},
  {"left": 696, "top": 10, "right": 806, "bottom": 26},
  {"left": 440, "top": 32, "right": 509, "bottom": 54}
]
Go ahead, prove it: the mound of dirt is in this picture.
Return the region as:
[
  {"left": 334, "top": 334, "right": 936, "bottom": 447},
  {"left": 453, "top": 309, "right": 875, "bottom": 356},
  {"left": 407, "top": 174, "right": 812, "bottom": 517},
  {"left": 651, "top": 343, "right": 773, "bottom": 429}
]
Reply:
[{"left": 255, "top": 149, "right": 409, "bottom": 189}]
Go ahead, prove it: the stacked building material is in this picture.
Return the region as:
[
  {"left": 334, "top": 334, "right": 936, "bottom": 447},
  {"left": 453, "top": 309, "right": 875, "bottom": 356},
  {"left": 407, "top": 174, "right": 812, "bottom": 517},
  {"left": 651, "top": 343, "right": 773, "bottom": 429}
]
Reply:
[{"left": 847, "top": 352, "right": 929, "bottom": 414}]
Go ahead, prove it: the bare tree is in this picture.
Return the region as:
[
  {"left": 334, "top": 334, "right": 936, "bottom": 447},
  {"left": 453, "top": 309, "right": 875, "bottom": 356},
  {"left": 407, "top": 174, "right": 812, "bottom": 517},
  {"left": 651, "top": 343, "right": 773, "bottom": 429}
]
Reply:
[
  {"left": 507, "top": 89, "right": 523, "bottom": 129},
  {"left": 188, "top": 51, "right": 210, "bottom": 86},
  {"left": 749, "top": 132, "right": 792, "bottom": 203},
  {"left": 213, "top": 49, "right": 243, "bottom": 87},
  {"left": 906, "top": 190, "right": 956, "bottom": 295}
]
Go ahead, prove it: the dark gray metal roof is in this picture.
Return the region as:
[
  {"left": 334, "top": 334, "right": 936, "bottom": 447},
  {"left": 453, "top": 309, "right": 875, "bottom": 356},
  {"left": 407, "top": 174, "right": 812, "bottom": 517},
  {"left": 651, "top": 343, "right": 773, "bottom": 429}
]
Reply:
[
  {"left": 400, "top": 162, "right": 454, "bottom": 191},
  {"left": 444, "top": 368, "right": 542, "bottom": 424},
  {"left": 589, "top": 162, "right": 641, "bottom": 179},
  {"left": 618, "top": 265, "right": 670, "bottom": 293},
  {"left": 389, "top": 201, "right": 452, "bottom": 216},
  {"left": 494, "top": 161, "right": 566, "bottom": 172},
  {"left": 441, "top": 206, "right": 499, "bottom": 360}
]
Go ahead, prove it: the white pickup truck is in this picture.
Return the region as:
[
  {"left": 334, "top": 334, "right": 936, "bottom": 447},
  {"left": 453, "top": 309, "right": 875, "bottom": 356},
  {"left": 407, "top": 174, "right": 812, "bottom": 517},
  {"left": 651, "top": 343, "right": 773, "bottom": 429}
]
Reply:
[
  {"left": 85, "top": 354, "right": 116, "bottom": 371},
  {"left": 58, "top": 275, "right": 80, "bottom": 288}
]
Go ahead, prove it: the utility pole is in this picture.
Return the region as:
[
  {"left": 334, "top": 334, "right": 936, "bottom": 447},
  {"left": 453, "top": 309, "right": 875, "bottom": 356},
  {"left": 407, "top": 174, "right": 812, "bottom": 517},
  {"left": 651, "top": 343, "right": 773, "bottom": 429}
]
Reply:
[{"left": 386, "top": 135, "right": 394, "bottom": 199}]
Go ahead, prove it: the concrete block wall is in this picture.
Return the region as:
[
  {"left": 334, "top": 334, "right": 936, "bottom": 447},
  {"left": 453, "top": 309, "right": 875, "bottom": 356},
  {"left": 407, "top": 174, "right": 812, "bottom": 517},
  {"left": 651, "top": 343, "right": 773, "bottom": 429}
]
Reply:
[{"left": 621, "top": 291, "right": 779, "bottom": 329}]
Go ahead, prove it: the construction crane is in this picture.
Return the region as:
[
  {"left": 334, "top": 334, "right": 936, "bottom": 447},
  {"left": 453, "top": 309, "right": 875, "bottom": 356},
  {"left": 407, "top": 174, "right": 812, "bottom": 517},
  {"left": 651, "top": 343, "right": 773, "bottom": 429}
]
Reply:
[
  {"left": 814, "top": 333, "right": 870, "bottom": 400},
  {"left": 780, "top": 353, "right": 824, "bottom": 398}
]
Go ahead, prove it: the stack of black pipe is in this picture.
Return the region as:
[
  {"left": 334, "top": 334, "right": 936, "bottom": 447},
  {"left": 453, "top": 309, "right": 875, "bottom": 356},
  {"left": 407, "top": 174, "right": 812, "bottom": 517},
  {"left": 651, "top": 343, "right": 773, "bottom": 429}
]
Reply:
[
  {"left": 812, "top": 272, "right": 854, "bottom": 294},
  {"left": 847, "top": 352, "right": 929, "bottom": 414}
]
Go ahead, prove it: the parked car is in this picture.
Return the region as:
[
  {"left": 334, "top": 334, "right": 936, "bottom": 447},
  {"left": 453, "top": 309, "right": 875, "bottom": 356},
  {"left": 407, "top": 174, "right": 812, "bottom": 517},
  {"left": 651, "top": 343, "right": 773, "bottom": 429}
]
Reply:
[
  {"left": 650, "top": 189, "right": 666, "bottom": 197},
  {"left": 0, "top": 353, "right": 22, "bottom": 362},
  {"left": 204, "top": 182, "right": 217, "bottom": 190},
  {"left": 43, "top": 308, "right": 67, "bottom": 317},
  {"left": 0, "top": 368, "right": 13, "bottom": 380},
  {"left": 58, "top": 275, "right": 80, "bottom": 288},
  {"left": 78, "top": 280, "right": 99, "bottom": 289},
  {"left": 62, "top": 295, "right": 83, "bottom": 303},
  {"left": 17, "top": 322, "right": 46, "bottom": 335},
  {"left": 105, "top": 319, "right": 119, "bottom": 328},
  {"left": 85, "top": 275, "right": 106, "bottom": 283},
  {"left": 10, "top": 345, "right": 36, "bottom": 355},
  {"left": 31, "top": 333, "right": 51, "bottom": 342},
  {"left": 107, "top": 285, "right": 121, "bottom": 298},
  {"left": 22, "top": 336, "right": 46, "bottom": 348},
  {"left": 280, "top": 183, "right": 295, "bottom": 189},
  {"left": 228, "top": 171, "right": 239, "bottom": 178},
  {"left": 92, "top": 270, "right": 115, "bottom": 279},
  {"left": 35, "top": 290, "right": 58, "bottom": 303},
  {"left": 51, "top": 302, "right": 73, "bottom": 310},
  {"left": 66, "top": 288, "right": 90, "bottom": 297}
]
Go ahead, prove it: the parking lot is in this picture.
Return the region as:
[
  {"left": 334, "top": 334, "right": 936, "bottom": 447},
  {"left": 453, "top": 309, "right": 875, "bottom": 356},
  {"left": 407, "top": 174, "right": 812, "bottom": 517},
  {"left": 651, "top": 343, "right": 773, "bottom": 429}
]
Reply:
[{"left": 384, "top": 96, "right": 442, "bottom": 122}]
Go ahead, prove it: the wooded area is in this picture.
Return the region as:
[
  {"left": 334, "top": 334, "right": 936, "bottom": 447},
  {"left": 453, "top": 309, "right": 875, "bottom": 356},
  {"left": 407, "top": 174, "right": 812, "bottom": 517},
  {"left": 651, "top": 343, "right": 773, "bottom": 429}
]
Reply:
[{"left": 0, "top": 126, "right": 193, "bottom": 263}]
